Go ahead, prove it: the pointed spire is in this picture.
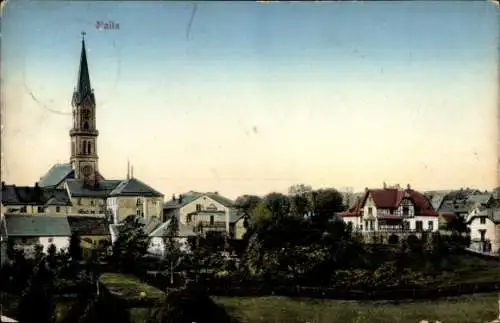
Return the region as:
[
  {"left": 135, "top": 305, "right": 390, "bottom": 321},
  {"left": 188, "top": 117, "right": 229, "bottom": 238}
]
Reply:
[
  {"left": 74, "top": 32, "right": 93, "bottom": 105},
  {"left": 131, "top": 165, "right": 134, "bottom": 179},
  {"left": 127, "top": 160, "right": 130, "bottom": 180}
]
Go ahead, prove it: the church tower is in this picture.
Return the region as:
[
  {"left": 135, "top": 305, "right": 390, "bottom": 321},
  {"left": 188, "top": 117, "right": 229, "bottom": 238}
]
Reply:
[{"left": 69, "top": 32, "right": 99, "bottom": 183}]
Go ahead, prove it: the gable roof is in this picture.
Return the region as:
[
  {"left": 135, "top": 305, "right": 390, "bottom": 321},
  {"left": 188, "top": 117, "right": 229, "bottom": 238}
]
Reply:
[
  {"left": 229, "top": 213, "right": 245, "bottom": 224},
  {"left": 341, "top": 187, "right": 437, "bottom": 217},
  {"left": 108, "top": 178, "right": 163, "bottom": 197},
  {"left": 466, "top": 193, "right": 492, "bottom": 206},
  {"left": 38, "top": 163, "right": 75, "bottom": 188},
  {"left": 65, "top": 179, "right": 122, "bottom": 198},
  {"left": 149, "top": 219, "right": 197, "bottom": 238},
  {"left": 67, "top": 216, "right": 110, "bottom": 236},
  {"left": 1, "top": 185, "right": 72, "bottom": 207},
  {"left": 163, "top": 191, "right": 234, "bottom": 209},
  {"left": 4, "top": 215, "right": 71, "bottom": 237}
]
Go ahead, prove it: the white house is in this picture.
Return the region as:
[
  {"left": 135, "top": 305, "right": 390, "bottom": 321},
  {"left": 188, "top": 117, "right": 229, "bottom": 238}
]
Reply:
[
  {"left": 163, "top": 191, "right": 243, "bottom": 238},
  {"left": 147, "top": 219, "right": 197, "bottom": 257},
  {"left": 466, "top": 206, "right": 500, "bottom": 254},
  {"left": 0, "top": 214, "right": 72, "bottom": 257},
  {"left": 339, "top": 184, "right": 439, "bottom": 238}
]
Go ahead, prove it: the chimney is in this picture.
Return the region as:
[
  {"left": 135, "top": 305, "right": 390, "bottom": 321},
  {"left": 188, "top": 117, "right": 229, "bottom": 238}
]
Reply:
[
  {"left": 127, "top": 160, "right": 130, "bottom": 180},
  {"left": 383, "top": 182, "right": 387, "bottom": 189},
  {"left": 1, "top": 181, "right": 4, "bottom": 188},
  {"left": 131, "top": 165, "right": 134, "bottom": 179},
  {"left": 172, "top": 194, "right": 176, "bottom": 201},
  {"left": 34, "top": 182, "right": 39, "bottom": 188},
  {"left": 214, "top": 191, "right": 218, "bottom": 195},
  {"left": 364, "top": 187, "right": 368, "bottom": 192},
  {"left": 407, "top": 184, "right": 411, "bottom": 190},
  {"left": 179, "top": 194, "right": 183, "bottom": 204}
]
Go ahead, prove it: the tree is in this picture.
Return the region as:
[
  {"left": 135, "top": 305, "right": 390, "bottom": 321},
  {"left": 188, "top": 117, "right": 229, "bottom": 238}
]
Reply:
[
  {"left": 263, "top": 192, "right": 290, "bottom": 220},
  {"left": 234, "top": 195, "right": 262, "bottom": 217},
  {"left": 150, "top": 287, "right": 237, "bottom": 323},
  {"left": 288, "top": 184, "right": 313, "bottom": 217},
  {"left": 112, "top": 216, "right": 149, "bottom": 273},
  {"left": 310, "top": 188, "right": 345, "bottom": 224},
  {"left": 163, "top": 215, "right": 183, "bottom": 286},
  {"left": 69, "top": 232, "right": 83, "bottom": 262},
  {"left": 18, "top": 259, "right": 55, "bottom": 323}
]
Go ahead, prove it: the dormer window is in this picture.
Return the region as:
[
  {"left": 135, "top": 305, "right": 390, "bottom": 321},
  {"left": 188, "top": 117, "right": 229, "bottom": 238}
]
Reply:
[
  {"left": 403, "top": 206, "right": 409, "bottom": 216},
  {"left": 196, "top": 204, "right": 202, "bottom": 212},
  {"left": 368, "top": 207, "right": 373, "bottom": 216}
]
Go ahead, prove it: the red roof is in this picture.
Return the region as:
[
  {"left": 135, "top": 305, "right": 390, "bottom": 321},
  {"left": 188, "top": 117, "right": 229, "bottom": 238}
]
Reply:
[{"left": 341, "top": 187, "right": 437, "bottom": 217}]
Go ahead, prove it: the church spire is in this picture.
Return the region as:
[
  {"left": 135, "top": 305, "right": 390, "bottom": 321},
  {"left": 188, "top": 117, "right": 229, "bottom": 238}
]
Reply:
[{"left": 74, "top": 32, "right": 93, "bottom": 105}]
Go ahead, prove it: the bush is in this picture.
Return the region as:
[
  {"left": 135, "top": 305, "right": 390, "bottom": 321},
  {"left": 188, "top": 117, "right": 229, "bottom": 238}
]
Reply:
[{"left": 150, "top": 287, "right": 238, "bottom": 323}]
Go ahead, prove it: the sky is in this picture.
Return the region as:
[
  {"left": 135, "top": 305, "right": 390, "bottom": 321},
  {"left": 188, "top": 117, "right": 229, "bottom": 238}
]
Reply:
[{"left": 1, "top": 1, "right": 499, "bottom": 199}]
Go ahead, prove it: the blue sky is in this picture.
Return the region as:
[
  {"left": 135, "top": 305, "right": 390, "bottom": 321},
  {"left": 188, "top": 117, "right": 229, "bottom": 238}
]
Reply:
[{"left": 2, "top": 1, "right": 499, "bottom": 198}]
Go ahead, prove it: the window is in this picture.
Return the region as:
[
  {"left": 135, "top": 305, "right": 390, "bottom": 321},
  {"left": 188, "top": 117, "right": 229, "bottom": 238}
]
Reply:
[
  {"left": 210, "top": 215, "right": 214, "bottom": 225},
  {"left": 186, "top": 214, "right": 192, "bottom": 223},
  {"left": 136, "top": 198, "right": 142, "bottom": 206},
  {"left": 56, "top": 206, "right": 60, "bottom": 213},
  {"left": 196, "top": 204, "right": 202, "bottom": 212},
  {"left": 82, "top": 141, "right": 86, "bottom": 154},
  {"left": 480, "top": 217, "right": 486, "bottom": 224},
  {"left": 48, "top": 238, "right": 53, "bottom": 243},
  {"left": 428, "top": 221, "right": 434, "bottom": 231},
  {"left": 136, "top": 209, "right": 143, "bottom": 217},
  {"left": 37, "top": 206, "right": 44, "bottom": 213},
  {"left": 90, "top": 210, "right": 95, "bottom": 214},
  {"left": 20, "top": 206, "right": 27, "bottom": 213},
  {"left": 90, "top": 200, "right": 95, "bottom": 206},
  {"left": 87, "top": 141, "right": 92, "bottom": 154},
  {"left": 369, "top": 221, "right": 374, "bottom": 231},
  {"left": 83, "top": 122, "right": 89, "bottom": 130},
  {"left": 402, "top": 207, "right": 409, "bottom": 216},
  {"left": 359, "top": 224, "right": 363, "bottom": 231},
  {"left": 390, "top": 209, "right": 394, "bottom": 215},
  {"left": 77, "top": 198, "right": 82, "bottom": 206},
  {"left": 416, "top": 220, "right": 423, "bottom": 232},
  {"left": 368, "top": 207, "right": 373, "bottom": 216}
]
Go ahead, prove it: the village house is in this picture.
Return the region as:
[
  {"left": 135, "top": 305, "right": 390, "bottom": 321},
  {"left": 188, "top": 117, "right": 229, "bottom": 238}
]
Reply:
[
  {"left": 67, "top": 215, "right": 112, "bottom": 259},
  {"left": 147, "top": 219, "right": 197, "bottom": 257},
  {"left": 1, "top": 182, "right": 72, "bottom": 216},
  {"left": 339, "top": 184, "right": 439, "bottom": 243},
  {"left": 466, "top": 203, "right": 500, "bottom": 254},
  {"left": 0, "top": 214, "right": 72, "bottom": 257},
  {"left": 163, "top": 191, "right": 246, "bottom": 239}
]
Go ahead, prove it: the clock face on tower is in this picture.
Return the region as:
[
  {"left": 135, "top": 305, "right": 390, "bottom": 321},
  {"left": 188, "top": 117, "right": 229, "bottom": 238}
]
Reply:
[{"left": 81, "top": 165, "right": 92, "bottom": 177}]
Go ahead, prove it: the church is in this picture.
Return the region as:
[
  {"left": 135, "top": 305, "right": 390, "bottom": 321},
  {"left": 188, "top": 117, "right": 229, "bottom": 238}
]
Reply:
[{"left": 2, "top": 34, "right": 164, "bottom": 225}]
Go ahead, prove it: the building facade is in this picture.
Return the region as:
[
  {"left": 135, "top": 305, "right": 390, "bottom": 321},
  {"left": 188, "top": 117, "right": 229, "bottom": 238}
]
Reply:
[{"left": 340, "top": 184, "right": 439, "bottom": 242}]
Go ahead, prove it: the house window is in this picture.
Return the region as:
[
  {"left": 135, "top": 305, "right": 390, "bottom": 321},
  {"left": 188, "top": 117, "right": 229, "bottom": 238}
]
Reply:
[
  {"left": 210, "top": 215, "right": 214, "bottom": 225},
  {"left": 186, "top": 214, "right": 192, "bottom": 223},
  {"left": 90, "top": 211, "right": 95, "bottom": 214},
  {"left": 390, "top": 209, "right": 394, "bottom": 215},
  {"left": 416, "top": 220, "right": 423, "bottom": 232},
  {"left": 20, "top": 206, "right": 27, "bottom": 213},
  {"left": 37, "top": 206, "right": 44, "bottom": 213},
  {"left": 359, "top": 224, "right": 363, "bottom": 231},
  {"left": 136, "top": 198, "right": 141, "bottom": 206},
  {"left": 480, "top": 217, "right": 486, "bottom": 224},
  {"left": 90, "top": 200, "right": 95, "bottom": 206},
  {"left": 403, "top": 207, "right": 409, "bottom": 216},
  {"left": 196, "top": 204, "right": 202, "bottom": 212},
  {"left": 56, "top": 206, "right": 60, "bottom": 213},
  {"left": 428, "top": 221, "right": 434, "bottom": 231},
  {"left": 136, "top": 209, "right": 143, "bottom": 217},
  {"left": 368, "top": 207, "right": 373, "bottom": 216},
  {"left": 77, "top": 199, "right": 82, "bottom": 205},
  {"left": 403, "top": 221, "right": 410, "bottom": 230},
  {"left": 369, "top": 221, "right": 374, "bottom": 231},
  {"left": 48, "top": 238, "right": 53, "bottom": 243}
]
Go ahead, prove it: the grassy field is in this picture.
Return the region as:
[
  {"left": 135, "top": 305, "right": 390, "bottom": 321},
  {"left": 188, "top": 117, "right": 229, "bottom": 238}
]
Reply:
[{"left": 217, "top": 294, "right": 500, "bottom": 323}]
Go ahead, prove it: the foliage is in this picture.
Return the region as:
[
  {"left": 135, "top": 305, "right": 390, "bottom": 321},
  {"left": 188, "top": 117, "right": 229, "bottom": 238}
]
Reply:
[
  {"left": 18, "top": 259, "right": 55, "bottom": 323},
  {"left": 112, "top": 216, "right": 149, "bottom": 273},
  {"left": 150, "top": 287, "right": 237, "bottom": 323},
  {"left": 163, "top": 215, "right": 184, "bottom": 285},
  {"left": 234, "top": 194, "right": 262, "bottom": 217},
  {"left": 69, "top": 233, "right": 83, "bottom": 262}
]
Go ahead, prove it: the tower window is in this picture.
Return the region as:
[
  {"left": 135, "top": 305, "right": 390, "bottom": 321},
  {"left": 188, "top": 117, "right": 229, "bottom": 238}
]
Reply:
[
  {"left": 82, "top": 141, "right": 86, "bottom": 154},
  {"left": 87, "top": 141, "right": 92, "bottom": 154},
  {"left": 83, "top": 122, "right": 89, "bottom": 130}
]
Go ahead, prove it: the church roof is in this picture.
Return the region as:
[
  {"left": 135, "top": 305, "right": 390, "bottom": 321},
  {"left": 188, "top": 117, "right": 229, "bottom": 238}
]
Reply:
[
  {"left": 38, "top": 163, "right": 75, "bottom": 188},
  {"left": 65, "top": 179, "right": 122, "bottom": 198},
  {"left": 73, "top": 35, "right": 94, "bottom": 106},
  {"left": 108, "top": 178, "right": 164, "bottom": 197}
]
